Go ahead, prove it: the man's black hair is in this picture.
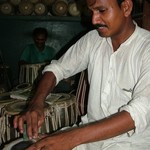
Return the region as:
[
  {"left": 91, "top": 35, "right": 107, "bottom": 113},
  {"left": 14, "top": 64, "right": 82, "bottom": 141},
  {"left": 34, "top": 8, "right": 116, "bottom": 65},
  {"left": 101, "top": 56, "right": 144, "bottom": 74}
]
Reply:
[
  {"left": 32, "top": 27, "right": 48, "bottom": 38},
  {"left": 117, "top": 0, "right": 124, "bottom": 6}
]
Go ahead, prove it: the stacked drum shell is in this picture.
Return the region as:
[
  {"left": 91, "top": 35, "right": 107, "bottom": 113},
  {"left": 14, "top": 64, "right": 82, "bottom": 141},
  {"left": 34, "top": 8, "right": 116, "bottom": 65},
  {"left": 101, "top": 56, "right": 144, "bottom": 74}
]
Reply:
[
  {"left": 0, "top": 0, "right": 83, "bottom": 17},
  {"left": 18, "top": 1, "right": 34, "bottom": 15},
  {"left": 68, "top": 1, "right": 80, "bottom": 16},
  {"left": 0, "top": 2, "right": 14, "bottom": 15}
]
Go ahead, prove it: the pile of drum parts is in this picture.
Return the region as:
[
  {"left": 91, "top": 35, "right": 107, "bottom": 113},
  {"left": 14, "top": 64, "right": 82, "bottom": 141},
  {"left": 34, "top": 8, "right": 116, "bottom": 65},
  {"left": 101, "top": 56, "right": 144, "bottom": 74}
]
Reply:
[
  {"left": 0, "top": 62, "right": 78, "bottom": 149},
  {"left": 0, "top": 0, "right": 83, "bottom": 17}
]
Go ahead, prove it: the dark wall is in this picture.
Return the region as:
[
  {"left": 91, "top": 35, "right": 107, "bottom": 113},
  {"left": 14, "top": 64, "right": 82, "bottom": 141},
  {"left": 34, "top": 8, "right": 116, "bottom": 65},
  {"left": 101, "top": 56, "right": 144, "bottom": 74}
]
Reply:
[{"left": 0, "top": 16, "right": 89, "bottom": 86}]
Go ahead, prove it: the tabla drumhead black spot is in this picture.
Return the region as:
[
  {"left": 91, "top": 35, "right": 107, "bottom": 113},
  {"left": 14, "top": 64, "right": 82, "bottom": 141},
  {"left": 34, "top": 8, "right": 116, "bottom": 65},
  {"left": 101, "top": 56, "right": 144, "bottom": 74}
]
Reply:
[{"left": 11, "top": 141, "right": 33, "bottom": 150}]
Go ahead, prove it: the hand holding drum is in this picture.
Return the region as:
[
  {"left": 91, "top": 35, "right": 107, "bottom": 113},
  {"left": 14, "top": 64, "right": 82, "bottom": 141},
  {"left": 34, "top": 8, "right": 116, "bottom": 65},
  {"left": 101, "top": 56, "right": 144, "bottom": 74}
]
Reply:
[{"left": 13, "top": 101, "right": 45, "bottom": 139}]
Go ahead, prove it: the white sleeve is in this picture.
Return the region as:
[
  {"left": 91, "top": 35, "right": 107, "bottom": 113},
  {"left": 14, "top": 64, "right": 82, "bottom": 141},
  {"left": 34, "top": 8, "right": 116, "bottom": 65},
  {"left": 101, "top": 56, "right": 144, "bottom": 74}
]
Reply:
[
  {"left": 120, "top": 45, "right": 150, "bottom": 134},
  {"left": 42, "top": 30, "right": 99, "bottom": 84}
]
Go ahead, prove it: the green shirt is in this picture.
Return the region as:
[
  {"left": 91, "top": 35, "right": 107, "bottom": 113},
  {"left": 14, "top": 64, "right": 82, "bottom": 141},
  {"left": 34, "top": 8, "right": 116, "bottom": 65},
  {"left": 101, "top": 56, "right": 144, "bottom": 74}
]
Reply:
[{"left": 20, "top": 44, "right": 56, "bottom": 64}]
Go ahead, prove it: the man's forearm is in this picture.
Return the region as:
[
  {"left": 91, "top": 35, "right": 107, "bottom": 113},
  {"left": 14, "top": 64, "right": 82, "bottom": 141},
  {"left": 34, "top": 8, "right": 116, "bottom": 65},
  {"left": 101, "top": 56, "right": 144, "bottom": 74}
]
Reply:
[
  {"left": 31, "top": 71, "right": 56, "bottom": 104},
  {"left": 69, "top": 111, "right": 135, "bottom": 147}
]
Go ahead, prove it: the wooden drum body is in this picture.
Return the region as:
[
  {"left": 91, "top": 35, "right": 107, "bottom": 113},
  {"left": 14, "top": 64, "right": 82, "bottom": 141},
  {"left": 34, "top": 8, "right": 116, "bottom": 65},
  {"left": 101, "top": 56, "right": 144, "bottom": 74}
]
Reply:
[
  {"left": 34, "top": 3, "right": 47, "bottom": 15},
  {"left": 0, "top": 2, "right": 14, "bottom": 15},
  {"left": 0, "top": 94, "right": 19, "bottom": 145},
  {"left": 45, "top": 93, "right": 78, "bottom": 131},
  {"left": 0, "top": 100, "right": 49, "bottom": 144},
  {"left": 19, "top": 63, "right": 45, "bottom": 84},
  {"left": 51, "top": 0, "right": 68, "bottom": 16},
  {"left": 18, "top": 1, "right": 34, "bottom": 15},
  {"left": 0, "top": 93, "right": 77, "bottom": 144},
  {"left": 68, "top": 2, "right": 80, "bottom": 16}
]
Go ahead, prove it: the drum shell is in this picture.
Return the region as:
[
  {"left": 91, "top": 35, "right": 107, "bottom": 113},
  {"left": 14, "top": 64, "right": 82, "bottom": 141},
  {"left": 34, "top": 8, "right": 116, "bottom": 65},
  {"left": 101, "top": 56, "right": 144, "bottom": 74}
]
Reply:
[
  {"left": 1, "top": 93, "right": 78, "bottom": 144},
  {"left": 68, "top": 2, "right": 80, "bottom": 16},
  {"left": 34, "top": 3, "right": 47, "bottom": 15},
  {"left": 0, "top": 2, "right": 14, "bottom": 15},
  {"left": 19, "top": 63, "right": 46, "bottom": 84},
  {"left": 0, "top": 98, "right": 20, "bottom": 145},
  {"left": 51, "top": 0, "right": 68, "bottom": 16},
  {"left": 45, "top": 93, "right": 78, "bottom": 131},
  {"left": 0, "top": 100, "right": 53, "bottom": 144},
  {"left": 18, "top": 1, "right": 34, "bottom": 15}
]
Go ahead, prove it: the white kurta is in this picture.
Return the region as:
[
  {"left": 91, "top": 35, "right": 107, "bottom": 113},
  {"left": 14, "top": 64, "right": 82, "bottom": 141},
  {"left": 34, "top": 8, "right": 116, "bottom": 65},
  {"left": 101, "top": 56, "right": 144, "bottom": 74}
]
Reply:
[{"left": 43, "top": 23, "right": 150, "bottom": 150}]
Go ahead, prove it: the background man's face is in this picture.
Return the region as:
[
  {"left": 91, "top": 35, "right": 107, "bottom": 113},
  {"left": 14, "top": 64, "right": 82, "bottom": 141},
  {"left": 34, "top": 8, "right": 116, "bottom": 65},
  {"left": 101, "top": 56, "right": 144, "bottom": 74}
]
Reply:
[{"left": 34, "top": 34, "right": 47, "bottom": 50}]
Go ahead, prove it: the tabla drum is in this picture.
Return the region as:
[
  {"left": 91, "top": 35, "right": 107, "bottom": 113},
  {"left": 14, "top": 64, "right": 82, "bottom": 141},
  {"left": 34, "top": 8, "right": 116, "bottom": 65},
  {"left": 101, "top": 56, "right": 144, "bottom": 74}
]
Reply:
[
  {"left": 34, "top": 3, "right": 47, "bottom": 15},
  {"left": 18, "top": 1, "right": 34, "bottom": 15},
  {"left": 0, "top": 93, "right": 77, "bottom": 144},
  {"left": 12, "top": 83, "right": 31, "bottom": 91},
  {"left": 10, "top": 83, "right": 32, "bottom": 100},
  {"left": 51, "top": 0, "right": 68, "bottom": 16},
  {"left": 0, "top": 94, "right": 19, "bottom": 145},
  {"left": 0, "top": 2, "right": 14, "bottom": 15},
  {"left": 68, "top": 2, "right": 80, "bottom": 17},
  {"left": 1, "top": 100, "right": 51, "bottom": 144},
  {"left": 0, "top": 92, "right": 16, "bottom": 113},
  {"left": 45, "top": 93, "right": 78, "bottom": 131},
  {"left": 19, "top": 63, "right": 46, "bottom": 84}
]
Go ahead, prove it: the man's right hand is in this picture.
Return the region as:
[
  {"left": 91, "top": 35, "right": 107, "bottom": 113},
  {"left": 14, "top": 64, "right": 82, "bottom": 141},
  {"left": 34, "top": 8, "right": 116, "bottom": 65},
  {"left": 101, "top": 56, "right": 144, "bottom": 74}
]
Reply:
[{"left": 13, "top": 102, "right": 45, "bottom": 139}]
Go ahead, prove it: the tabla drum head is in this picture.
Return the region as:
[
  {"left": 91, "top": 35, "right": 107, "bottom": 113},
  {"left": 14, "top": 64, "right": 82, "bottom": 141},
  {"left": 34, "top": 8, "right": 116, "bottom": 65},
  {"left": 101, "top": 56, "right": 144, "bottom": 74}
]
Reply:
[
  {"left": 0, "top": 2, "right": 14, "bottom": 15},
  {"left": 34, "top": 3, "right": 47, "bottom": 15},
  {"left": 19, "top": 1, "right": 34, "bottom": 15},
  {"left": 13, "top": 83, "right": 31, "bottom": 91},
  {"left": 45, "top": 93, "right": 71, "bottom": 104},
  {"left": 0, "top": 92, "right": 11, "bottom": 103},
  {"left": 68, "top": 2, "right": 80, "bottom": 16},
  {"left": 11, "top": 141, "right": 33, "bottom": 150},
  {"left": 51, "top": 0, "right": 68, "bottom": 16},
  {"left": 2, "top": 138, "right": 33, "bottom": 150},
  {"left": 4, "top": 100, "right": 29, "bottom": 115},
  {"left": 4, "top": 100, "right": 49, "bottom": 115}
]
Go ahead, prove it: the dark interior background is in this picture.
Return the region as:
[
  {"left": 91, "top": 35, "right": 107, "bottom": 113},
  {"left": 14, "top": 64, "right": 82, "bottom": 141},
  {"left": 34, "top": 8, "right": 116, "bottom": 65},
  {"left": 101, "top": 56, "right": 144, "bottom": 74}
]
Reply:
[{"left": 0, "top": 0, "right": 147, "bottom": 90}]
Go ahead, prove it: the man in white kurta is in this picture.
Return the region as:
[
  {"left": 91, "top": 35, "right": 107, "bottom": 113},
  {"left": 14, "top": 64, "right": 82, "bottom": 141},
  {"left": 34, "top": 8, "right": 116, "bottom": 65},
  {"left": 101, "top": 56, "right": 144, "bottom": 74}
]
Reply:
[
  {"left": 43, "top": 23, "right": 150, "bottom": 149},
  {"left": 13, "top": 0, "right": 150, "bottom": 149}
]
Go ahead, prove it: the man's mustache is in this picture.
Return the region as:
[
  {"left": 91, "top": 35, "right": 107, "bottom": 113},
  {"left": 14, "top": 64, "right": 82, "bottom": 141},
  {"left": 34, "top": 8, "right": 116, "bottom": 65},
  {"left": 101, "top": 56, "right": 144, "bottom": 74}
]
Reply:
[{"left": 94, "top": 24, "right": 107, "bottom": 29}]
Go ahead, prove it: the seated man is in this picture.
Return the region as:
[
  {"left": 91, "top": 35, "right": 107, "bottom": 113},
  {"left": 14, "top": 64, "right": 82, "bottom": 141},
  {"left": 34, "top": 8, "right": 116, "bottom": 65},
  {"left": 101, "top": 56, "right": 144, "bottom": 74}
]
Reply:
[
  {"left": 19, "top": 27, "right": 56, "bottom": 84},
  {"left": 19, "top": 27, "right": 56, "bottom": 65},
  {"left": 14, "top": 0, "right": 150, "bottom": 150}
]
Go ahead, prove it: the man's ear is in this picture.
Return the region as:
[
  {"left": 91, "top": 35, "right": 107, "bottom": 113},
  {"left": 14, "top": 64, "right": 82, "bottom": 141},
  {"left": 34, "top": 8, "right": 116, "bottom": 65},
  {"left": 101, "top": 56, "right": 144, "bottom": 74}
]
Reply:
[{"left": 121, "top": 0, "right": 133, "bottom": 17}]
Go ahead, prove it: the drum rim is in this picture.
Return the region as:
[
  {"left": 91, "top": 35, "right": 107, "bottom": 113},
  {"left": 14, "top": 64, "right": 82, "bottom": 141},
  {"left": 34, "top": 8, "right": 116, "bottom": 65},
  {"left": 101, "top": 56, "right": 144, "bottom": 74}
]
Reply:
[
  {"left": 4, "top": 100, "right": 49, "bottom": 115},
  {"left": 3, "top": 138, "right": 23, "bottom": 150},
  {"left": 45, "top": 93, "right": 73, "bottom": 104},
  {"left": 2, "top": 138, "right": 35, "bottom": 150}
]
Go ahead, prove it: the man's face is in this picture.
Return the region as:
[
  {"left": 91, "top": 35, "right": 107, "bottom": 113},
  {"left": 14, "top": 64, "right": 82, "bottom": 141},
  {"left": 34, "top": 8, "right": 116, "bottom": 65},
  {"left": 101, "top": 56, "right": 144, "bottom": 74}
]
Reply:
[
  {"left": 34, "top": 34, "right": 47, "bottom": 50},
  {"left": 87, "top": 0, "right": 127, "bottom": 38}
]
